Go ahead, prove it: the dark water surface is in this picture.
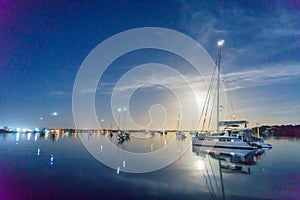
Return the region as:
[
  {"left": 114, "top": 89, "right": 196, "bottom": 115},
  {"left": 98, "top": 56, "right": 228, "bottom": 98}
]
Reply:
[{"left": 0, "top": 132, "right": 299, "bottom": 200}]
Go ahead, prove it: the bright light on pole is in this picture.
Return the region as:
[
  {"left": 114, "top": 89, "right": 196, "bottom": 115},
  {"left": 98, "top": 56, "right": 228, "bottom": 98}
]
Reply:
[
  {"left": 51, "top": 112, "right": 58, "bottom": 116},
  {"left": 217, "top": 39, "right": 225, "bottom": 46}
]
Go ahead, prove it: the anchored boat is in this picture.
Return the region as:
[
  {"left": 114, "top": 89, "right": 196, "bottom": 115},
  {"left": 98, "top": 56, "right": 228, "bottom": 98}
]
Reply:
[
  {"left": 192, "top": 40, "right": 262, "bottom": 150},
  {"left": 192, "top": 135, "right": 257, "bottom": 150}
]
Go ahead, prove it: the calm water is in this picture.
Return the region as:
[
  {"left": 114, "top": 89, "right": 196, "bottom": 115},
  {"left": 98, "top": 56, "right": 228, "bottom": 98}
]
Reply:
[{"left": 0, "top": 132, "right": 299, "bottom": 200}]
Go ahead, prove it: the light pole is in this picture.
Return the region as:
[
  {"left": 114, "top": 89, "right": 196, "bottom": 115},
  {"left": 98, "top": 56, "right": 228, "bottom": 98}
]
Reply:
[
  {"left": 39, "top": 117, "right": 43, "bottom": 128},
  {"left": 101, "top": 119, "right": 104, "bottom": 130},
  {"left": 117, "top": 108, "right": 122, "bottom": 130},
  {"left": 51, "top": 112, "right": 58, "bottom": 128},
  {"left": 123, "top": 107, "right": 127, "bottom": 130},
  {"left": 216, "top": 39, "right": 224, "bottom": 132}
]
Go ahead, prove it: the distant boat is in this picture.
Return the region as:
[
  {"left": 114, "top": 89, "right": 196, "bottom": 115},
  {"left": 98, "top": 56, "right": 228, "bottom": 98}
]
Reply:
[
  {"left": 176, "top": 131, "right": 187, "bottom": 140},
  {"left": 175, "top": 114, "right": 186, "bottom": 140},
  {"left": 108, "top": 131, "right": 113, "bottom": 137},
  {"left": 149, "top": 131, "right": 155, "bottom": 136},
  {"left": 116, "top": 130, "right": 130, "bottom": 143}
]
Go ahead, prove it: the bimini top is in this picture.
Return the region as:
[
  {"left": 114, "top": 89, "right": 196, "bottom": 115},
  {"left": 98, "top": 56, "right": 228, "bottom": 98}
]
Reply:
[{"left": 219, "top": 120, "right": 249, "bottom": 127}]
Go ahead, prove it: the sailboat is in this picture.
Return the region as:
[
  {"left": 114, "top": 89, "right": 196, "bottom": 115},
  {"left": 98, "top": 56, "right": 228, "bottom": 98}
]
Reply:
[
  {"left": 192, "top": 40, "right": 256, "bottom": 150},
  {"left": 116, "top": 112, "right": 130, "bottom": 143},
  {"left": 176, "top": 114, "right": 186, "bottom": 140}
]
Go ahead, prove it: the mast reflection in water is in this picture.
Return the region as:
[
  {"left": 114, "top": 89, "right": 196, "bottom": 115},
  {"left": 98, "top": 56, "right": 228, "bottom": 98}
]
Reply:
[{"left": 192, "top": 145, "right": 267, "bottom": 200}]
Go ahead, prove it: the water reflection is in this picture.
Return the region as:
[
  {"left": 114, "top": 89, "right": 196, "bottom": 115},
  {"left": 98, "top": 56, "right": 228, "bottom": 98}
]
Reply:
[
  {"left": 50, "top": 154, "right": 54, "bottom": 165},
  {"left": 4, "top": 131, "right": 80, "bottom": 142},
  {"left": 37, "top": 146, "right": 40, "bottom": 156},
  {"left": 34, "top": 133, "right": 38, "bottom": 141},
  {"left": 4, "top": 130, "right": 187, "bottom": 157},
  {"left": 27, "top": 132, "right": 31, "bottom": 141},
  {"left": 193, "top": 146, "right": 266, "bottom": 173},
  {"left": 192, "top": 146, "right": 268, "bottom": 200},
  {"left": 16, "top": 132, "right": 20, "bottom": 144},
  {"left": 0, "top": 132, "right": 299, "bottom": 199}
]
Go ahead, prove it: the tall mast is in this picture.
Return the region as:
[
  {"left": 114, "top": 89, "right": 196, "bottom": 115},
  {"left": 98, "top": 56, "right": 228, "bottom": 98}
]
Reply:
[{"left": 217, "top": 40, "right": 224, "bottom": 131}]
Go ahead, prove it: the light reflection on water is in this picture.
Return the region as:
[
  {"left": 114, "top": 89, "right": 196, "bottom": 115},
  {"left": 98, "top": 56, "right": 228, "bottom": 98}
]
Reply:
[{"left": 0, "top": 133, "right": 299, "bottom": 200}]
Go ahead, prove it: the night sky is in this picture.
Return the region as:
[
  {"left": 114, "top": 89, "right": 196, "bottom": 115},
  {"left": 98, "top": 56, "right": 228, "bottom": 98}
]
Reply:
[{"left": 1, "top": 0, "right": 299, "bottom": 129}]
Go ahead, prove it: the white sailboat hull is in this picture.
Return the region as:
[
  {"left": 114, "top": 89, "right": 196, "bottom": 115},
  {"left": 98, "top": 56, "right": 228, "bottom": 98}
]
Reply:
[{"left": 192, "top": 137, "right": 257, "bottom": 150}]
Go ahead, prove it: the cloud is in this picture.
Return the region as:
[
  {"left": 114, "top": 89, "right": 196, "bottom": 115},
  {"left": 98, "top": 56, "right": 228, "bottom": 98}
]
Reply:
[
  {"left": 177, "top": 1, "right": 300, "bottom": 91},
  {"left": 223, "top": 62, "right": 300, "bottom": 91},
  {"left": 178, "top": 1, "right": 300, "bottom": 67},
  {"left": 47, "top": 91, "right": 67, "bottom": 96},
  {"left": 102, "top": 70, "right": 209, "bottom": 100},
  {"left": 273, "top": 106, "right": 300, "bottom": 115}
]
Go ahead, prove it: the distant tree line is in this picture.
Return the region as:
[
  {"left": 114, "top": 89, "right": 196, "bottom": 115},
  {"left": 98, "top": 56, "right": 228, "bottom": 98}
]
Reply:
[{"left": 252, "top": 125, "right": 300, "bottom": 137}]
